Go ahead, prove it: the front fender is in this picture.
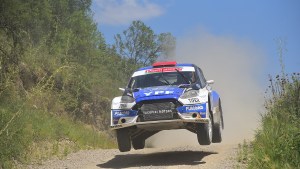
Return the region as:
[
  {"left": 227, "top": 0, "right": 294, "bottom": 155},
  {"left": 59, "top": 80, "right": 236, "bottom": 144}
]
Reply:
[{"left": 209, "top": 91, "right": 221, "bottom": 124}]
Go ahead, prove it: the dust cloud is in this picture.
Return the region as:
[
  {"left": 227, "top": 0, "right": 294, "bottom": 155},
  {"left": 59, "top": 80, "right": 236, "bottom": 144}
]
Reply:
[{"left": 146, "top": 29, "right": 266, "bottom": 147}]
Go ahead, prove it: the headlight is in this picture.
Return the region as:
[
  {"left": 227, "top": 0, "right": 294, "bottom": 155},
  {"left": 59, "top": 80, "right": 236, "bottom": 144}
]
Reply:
[
  {"left": 180, "top": 90, "right": 199, "bottom": 99},
  {"left": 120, "top": 96, "right": 135, "bottom": 103}
]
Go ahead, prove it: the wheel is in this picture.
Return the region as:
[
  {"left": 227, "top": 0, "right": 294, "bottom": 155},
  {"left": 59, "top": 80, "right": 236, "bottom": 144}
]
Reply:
[
  {"left": 212, "top": 101, "right": 223, "bottom": 143},
  {"left": 212, "top": 118, "right": 222, "bottom": 143},
  {"left": 197, "top": 113, "right": 212, "bottom": 145},
  {"left": 132, "top": 137, "right": 145, "bottom": 150},
  {"left": 116, "top": 128, "right": 131, "bottom": 152}
]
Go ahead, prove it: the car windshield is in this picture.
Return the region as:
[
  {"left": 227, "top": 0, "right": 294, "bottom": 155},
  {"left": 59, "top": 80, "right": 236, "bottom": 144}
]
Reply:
[{"left": 128, "top": 71, "right": 196, "bottom": 89}]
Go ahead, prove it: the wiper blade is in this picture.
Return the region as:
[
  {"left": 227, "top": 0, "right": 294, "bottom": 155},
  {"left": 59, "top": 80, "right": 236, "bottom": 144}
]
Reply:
[
  {"left": 178, "top": 84, "right": 190, "bottom": 88},
  {"left": 175, "top": 69, "right": 191, "bottom": 85}
]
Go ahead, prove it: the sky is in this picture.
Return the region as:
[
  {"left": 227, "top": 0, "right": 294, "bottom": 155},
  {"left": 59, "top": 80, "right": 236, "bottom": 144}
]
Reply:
[
  {"left": 92, "top": 0, "right": 300, "bottom": 144},
  {"left": 92, "top": 0, "right": 300, "bottom": 76}
]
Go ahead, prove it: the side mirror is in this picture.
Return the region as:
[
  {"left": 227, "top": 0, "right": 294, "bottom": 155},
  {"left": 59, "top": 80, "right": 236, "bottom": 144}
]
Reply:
[
  {"left": 207, "top": 80, "right": 214, "bottom": 85},
  {"left": 119, "top": 88, "right": 125, "bottom": 92}
]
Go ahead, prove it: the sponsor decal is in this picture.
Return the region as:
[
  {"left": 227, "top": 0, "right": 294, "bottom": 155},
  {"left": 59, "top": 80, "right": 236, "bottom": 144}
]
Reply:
[
  {"left": 132, "top": 66, "right": 195, "bottom": 77},
  {"left": 111, "top": 124, "right": 122, "bottom": 128},
  {"left": 114, "top": 110, "right": 130, "bottom": 116},
  {"left": 155, "top": 91, "right": 164, "bottom": 95},
  {"left": 186, "top": 105, "right": 203, "bottom": 111},
  {"left": 188, "top": 98, "right": 200, "bottom": 103},
  {"left": 143, "top": 109, "right": 173, "bottom": 115},
  {"left": 146, "top": 67, "right": 182, "bottom": 73},
  {"left": 112, "top": 110, "right": 137, "bottom": 117},
  {"left": 143, "top": 90, "right": 175, "bottom": 96},
  {"left": 165, "top": 91, "right": 174, "bottom": 94},
  {"left": 119, "top": 104, "right": 127, "bottom": 109},
  {"left": 134, "top": 86, "right": 184, "bottom": 102},
  {"left": 177, "top": 104, "right": 206, "bottom": 113},
  {"left": 155, "top": 90, "right": 173, "bottom": 95}
]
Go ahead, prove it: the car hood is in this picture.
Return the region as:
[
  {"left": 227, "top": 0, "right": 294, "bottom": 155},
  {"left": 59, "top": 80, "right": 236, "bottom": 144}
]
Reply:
[{"left": 133, "top": 86, "right": 185, "bottom": 103}]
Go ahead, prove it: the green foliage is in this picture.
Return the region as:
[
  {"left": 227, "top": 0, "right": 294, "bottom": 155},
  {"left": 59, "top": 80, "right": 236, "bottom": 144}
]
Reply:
[
  {"left": 1, "top": 1, "right": 176, "bottom": 168},
  {"left": 114, "top": 20, "right": 176, "bottom": 66},
  {"left": 237, "top": 140, "right": 252, "bottom": 165},
  {"left": 0, "top": 102, "right": 28, "bottom": 168},
  {"left": 0, "top": 0, "right": 128, "bottom": 167},
  {"left": 248, "top": 73, "right": 300, "bottom": 169},
  {"left": 0, "top": 100, "right": 115, "bottom": 168}
]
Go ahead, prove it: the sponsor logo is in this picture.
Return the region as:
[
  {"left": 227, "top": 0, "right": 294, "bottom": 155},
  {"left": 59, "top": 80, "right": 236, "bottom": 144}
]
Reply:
[
  {"left": 177, "top": 104, "right": 206, "bottom": 113},
  {"left": 154, "top": 91, "right": 174, "bottom": 95},
  {"left": 144, "top": 91, "right": 175, "bottom": 96},
  {"left": 111, "top": 124, "right": 122, "bottom": 128},
  {"left": 112, "top": 110, "right": 137, "bottom": 117},
  {"left": 154, "top": 91, "right": 164, "bottom": 95},
  {"left": 188, "top": 98, "right": 200, "bottom": 103},
  {"left": 165, "top": 91, "right": 174, "bottom": 94},
  {"left": 143, "top": 109, "right": 173, "bottom": 115},
  {"left": 186, "top": 106, "right": 204, "bottom": 111},
  {"left": 114, "top": 110, "right": 130, "bottom": 116},
  {"left": 119, "top": 104, "right": 127, "bottom": 109},
  {"left": 146, "top": 67, "right": 182, "bottom": 73}
]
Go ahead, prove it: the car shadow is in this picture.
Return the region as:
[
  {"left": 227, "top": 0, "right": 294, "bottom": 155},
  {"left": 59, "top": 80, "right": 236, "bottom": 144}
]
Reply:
[{"left": 97, "top": 150, "right": 217, "bottom": 168}]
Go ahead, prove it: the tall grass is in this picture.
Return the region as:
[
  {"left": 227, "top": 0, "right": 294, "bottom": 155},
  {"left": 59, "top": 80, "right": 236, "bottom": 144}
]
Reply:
[
  {"left": 0, "top": 93, "right": 116, "bottom": 168},
  {"left": 248, "top": 73, "right": 300, "bottom": 168}
]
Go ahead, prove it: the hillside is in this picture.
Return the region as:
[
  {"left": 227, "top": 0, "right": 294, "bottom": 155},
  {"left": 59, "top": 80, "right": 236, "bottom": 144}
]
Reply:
[{"left": 0, "top": 0, "right": 136, "bottom": 167}]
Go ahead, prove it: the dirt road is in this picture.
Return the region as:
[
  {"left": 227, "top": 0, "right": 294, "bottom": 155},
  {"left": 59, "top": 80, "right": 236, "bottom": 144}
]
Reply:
[
  {"left": 96, "top": 144, "right": 239, "bottom": 169},
  {"left": 28, "top": 143, "right": 241, "bottom": 169},
  {"left": 27, "top": 129, "right": 248, "bottom": 169}
]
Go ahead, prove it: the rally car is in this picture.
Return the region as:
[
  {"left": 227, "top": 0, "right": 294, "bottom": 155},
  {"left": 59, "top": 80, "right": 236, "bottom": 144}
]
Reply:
[{"left": 111, "top": 61, "right": 224, "bottom": 152}]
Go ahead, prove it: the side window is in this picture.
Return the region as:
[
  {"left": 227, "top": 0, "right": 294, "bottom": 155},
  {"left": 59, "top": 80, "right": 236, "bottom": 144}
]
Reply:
[{"left": 196, "top": 67, "right": 207, "bottom": 88}]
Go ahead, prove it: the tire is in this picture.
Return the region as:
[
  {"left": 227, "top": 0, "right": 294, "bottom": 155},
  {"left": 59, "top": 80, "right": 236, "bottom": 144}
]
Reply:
[
  {"left": 212, "top": 101, "right": 223, "bottom": 143},
  {"left": 197, "top": 113, "right": 212, "bottom": 145},
  {"left": 132, "top": 137, "right": 145, "bottom": 150},
  {"left": 116, "top": 128, "right": 131, "bottom": 152}
]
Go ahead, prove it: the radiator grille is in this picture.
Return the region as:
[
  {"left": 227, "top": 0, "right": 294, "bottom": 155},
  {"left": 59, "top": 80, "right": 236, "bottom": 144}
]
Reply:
[{"left": 140, "top": 101, "right": 177, "bottom": 121}]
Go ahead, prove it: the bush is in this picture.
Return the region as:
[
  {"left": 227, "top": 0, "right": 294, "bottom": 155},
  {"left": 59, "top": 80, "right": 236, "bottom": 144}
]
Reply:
[
  {"left": 248, "top": 73, "right": 300, "bottom": 169},
  {"left": 0, "top": 103, "right": 29, "bottom": 168},
  {"left": 0, "top": 99, "right": 116, "bottom": 168}
]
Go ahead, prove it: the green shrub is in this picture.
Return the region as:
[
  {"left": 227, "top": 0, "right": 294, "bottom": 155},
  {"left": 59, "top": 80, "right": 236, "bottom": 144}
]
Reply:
[
  {"left": 248, "top": 74, "right": 300, "bottom": 169},
  {"left": 0, "top": 103, "right": 29, "bottom": 168},
  {"left": 0, "top": 98, "right": 116, "bottom": 168}
]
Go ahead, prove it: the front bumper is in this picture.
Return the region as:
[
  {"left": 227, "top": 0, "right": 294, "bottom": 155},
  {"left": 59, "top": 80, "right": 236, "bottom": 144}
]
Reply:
[
  {"left": 110, "top": 102, "right": 209, "bottom": 130},
  {"left": 110, "top": 117, "right": 210, "bottom": 130}
]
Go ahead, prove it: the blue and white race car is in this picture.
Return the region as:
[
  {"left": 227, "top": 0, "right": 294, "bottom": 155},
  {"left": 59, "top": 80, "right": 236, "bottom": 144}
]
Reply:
[{"left": 111, "top": 61, "right": 224, "bottom": 152}]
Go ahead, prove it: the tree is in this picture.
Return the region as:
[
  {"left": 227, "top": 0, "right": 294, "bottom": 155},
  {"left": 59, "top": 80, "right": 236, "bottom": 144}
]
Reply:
[{"left": 114, "top": 20, "right": 176, "bottom": 66}]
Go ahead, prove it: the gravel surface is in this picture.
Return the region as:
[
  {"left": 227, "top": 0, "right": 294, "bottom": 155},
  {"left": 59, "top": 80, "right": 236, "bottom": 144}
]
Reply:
[{"left": 26, "top": 144, "right": 243, "bottom": 169}]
